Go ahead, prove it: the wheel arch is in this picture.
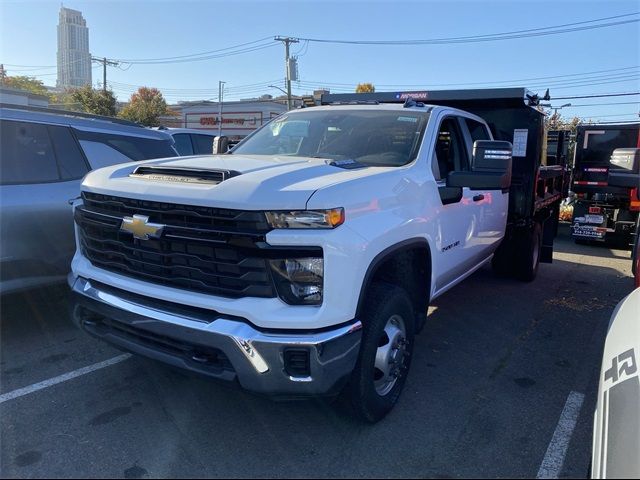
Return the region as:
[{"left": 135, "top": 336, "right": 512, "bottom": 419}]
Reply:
[{"left": 355, "top": 238, "right": 434, "bottom": 331}]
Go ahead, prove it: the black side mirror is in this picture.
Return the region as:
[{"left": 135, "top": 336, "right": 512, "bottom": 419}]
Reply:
[
  {"left": 213, "top": 136, "right": 229, "bottom": 154},
  {"left": 447, "top": 140, "right": 513, "bottom": 190},
  {"left": 608, "top": 148, "right": 640, "bottom": 188},
  {"left": 472, "top": 140, "right": 513, "bottom": 175}
]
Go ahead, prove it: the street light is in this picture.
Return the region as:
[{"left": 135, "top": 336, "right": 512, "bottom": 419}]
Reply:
[
  {"left": 268, "top": 85, "right": 288, "bottom": 97},
  {"left": 551, "top": 103, "right": 571, "bottom": 116}
]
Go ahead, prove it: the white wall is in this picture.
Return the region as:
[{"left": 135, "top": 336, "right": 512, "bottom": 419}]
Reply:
[{"left": 178, "top": 101, "right": 287, "bottom": 139}]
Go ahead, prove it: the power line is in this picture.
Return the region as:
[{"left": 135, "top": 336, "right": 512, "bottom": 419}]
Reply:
[
  {"left": 297, "top": 66, "right": 639, "bottom": 89},
  {"left": 3, "top": 57, "right": 99, "bottom": 75},
  {"left": 528, "top": 75, "right": 640, "bottom": 91},
  {"left": 553, "top": 92, "right": 640, "bottom": 99},
  {"left": 586, "top": 120, "right": 640, "bottom": 124},
  {"left": 114, "top": 36, "right": 275, "bottom": 62},
  {"left": 115, "top": 42, "right": 278, "bottom": 65},
  {"left": 109, "top": 78, "right": 282, "bottom": 93},
  {"left": 291, "top": 67, "right": 639, "bottom": 92},
  {"left": 296, "top": 12, "right": 639, "bottom": 45},
  {"left": 587, "top": 113, "right": 640, "bottom": 118},
  {"left": 562, "top": 101, "right": 640, "bottom": 107}
]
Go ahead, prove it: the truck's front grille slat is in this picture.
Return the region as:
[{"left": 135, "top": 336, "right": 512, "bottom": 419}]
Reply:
[
  {"left": 82, "top": 192, "right": 269, "bottom": 231},
  {"left": 77, "top": 192, "right": 277, "bottom": 299}
]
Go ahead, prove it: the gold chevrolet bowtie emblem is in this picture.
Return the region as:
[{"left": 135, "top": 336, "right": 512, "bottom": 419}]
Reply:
[{"left": 120, "top": 214, "right": 164, "bottom": 240}]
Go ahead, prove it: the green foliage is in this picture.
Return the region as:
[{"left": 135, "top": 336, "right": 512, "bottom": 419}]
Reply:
[
  {"left": 545, "top": 112, "right": 584, "bottom": 134},
  {"left": 49, "top": 90, "right": 82, "bottom": 111},
  {"left": 356, "top": 83, "right": 375, "bottom": 93},
  {"left": 118, "top": 87, "right": 170, "bottom": 126},
  {"left": 70, "top": 86, "right": 117, "bottom": 116},
  {"left": 1, "top": 75, "right": 49, "bottom": 97}
]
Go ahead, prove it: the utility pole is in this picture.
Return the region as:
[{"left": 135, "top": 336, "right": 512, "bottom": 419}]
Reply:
[
  {"left": 218, "top": 80, "right": 226, "bottom": 137},
  {"left": 274, "top": 36, "right": 299, "bottom": 110},
  {"left": 91, "top": 56, "right": 119, "bottom": 91}
]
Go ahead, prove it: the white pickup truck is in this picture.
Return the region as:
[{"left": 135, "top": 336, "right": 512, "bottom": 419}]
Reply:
[{"left": 70, "top": 88, "right": 565, "bottom": 421}]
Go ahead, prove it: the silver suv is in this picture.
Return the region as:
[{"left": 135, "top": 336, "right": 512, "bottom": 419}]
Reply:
[
  {"left": 158, "top": 127, "right": 218, "bottom": 156},
  {"left": 0, "top": 104, "right": 178, "bottom": 294}
]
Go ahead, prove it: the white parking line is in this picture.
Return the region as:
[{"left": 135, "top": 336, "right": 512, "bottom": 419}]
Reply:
[
  {"left": 0, "top": 354, "right": 132, "bottom": 404},
  {"left": 536, "top": 391, "right": 585, "bottom": 479}
]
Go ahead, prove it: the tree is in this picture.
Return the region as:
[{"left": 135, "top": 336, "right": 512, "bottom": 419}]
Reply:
[
  {"left": 70, "top": 86, "right": 117, "bottom": 116},
  {"left": 356, "top": 83, "right": 375, "bottom": 93},
  {"left": 48, "top": 89, "right": 82, "bottom": 111},
  {"left": 119, "top": 87, "right": 171, "bottom": 126},
  {"left": 1, "top": 75, "right": 49, "bottom": 96},
  {"left": 545, "top": 112, "right": 583, "bottom": 133}
]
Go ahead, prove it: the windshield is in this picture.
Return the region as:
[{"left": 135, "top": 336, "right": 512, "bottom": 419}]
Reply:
[{"left": 232, "top": 109, "right": 429, "bottom": 167}]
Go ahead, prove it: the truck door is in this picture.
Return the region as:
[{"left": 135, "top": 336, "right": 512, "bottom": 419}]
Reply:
[
  {"left": 431, "top": 115, "right": 480, "bottom": 291},
  {"left": 460, "top": 117, "right": 509, "bottom": 258}
]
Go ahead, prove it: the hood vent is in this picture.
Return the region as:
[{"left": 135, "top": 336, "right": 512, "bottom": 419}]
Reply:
[
  {"left": 328, "top": 159, "right": 367, "bottom": 170},
  {"left": 130, "top": 166, "right": 241, "bottom": 185}
]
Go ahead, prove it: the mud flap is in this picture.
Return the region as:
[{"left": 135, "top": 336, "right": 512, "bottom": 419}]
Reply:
[{"left": 540, "top": 211, "right": 557, "bottom": 264}]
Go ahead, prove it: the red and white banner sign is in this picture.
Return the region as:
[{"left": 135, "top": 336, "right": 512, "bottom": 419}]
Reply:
[{"left": 185, "top": 112, "right": 264, "bottom": 131}]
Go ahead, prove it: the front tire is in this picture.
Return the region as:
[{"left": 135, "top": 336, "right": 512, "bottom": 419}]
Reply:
[{"left": 346, "top": 282, "right": 415, "bottom": 423}]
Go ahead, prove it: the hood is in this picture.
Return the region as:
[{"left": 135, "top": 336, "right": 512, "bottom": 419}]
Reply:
[{"left": 82, "top": 154, "right": 392, "bottom": 210}]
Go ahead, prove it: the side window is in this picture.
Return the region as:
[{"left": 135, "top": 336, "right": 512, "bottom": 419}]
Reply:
[
  {"left": 73, "top": 129, "right": 178, "bottom": 163},
  {"left": 78, "top": 140, "right": 133, "bottom": 169},
  {"left": 192, "top": 134, "right": 215, "bottom": 155},
  {"left": 0, "top": 120, "right": 60, "bottom": 185},
  {"left": 173, "top": 134, "right": 194, "bottom": 156},
  {"left": 465, "top": 118, "right": 491, "bottom": 143},
  {"left": 48, "top": 125, "right": 89, "bottom": 180},
  {"left": 432, "top": 117, "right": 469, "bottom": 181}
]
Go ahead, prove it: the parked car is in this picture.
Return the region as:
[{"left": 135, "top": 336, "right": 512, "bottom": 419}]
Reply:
[
  {"left": 69, "top": 88, "right": 568, "bottom": 422},
  {"left": 591, "top": 287, "right": 639, "bottom": 479},
  {"left": 0, "top": 104, "right": 178, "bottom": 294},
  {"left": 158, "top": 128, "right": 218, "bottom": 155}
]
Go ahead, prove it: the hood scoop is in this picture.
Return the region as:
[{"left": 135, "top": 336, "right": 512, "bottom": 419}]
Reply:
[{"left": 130, "top": 166, "right": 241, "bottom": 185}]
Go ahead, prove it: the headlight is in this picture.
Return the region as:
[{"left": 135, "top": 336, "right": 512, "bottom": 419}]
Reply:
[
  {"left": 270, "top": 257, "right": 323, "bottom": 305},
  {"left": 265, "top": 208, "right": 344, "bottom": 229}
]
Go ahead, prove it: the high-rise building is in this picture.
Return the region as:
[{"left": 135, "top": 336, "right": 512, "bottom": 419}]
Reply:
[{"left": 56, "top": 6, "right": 92, "bottom": 89}]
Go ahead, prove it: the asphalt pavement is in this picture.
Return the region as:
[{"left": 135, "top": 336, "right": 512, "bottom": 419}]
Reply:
[{"left": 0, "top": 224, "right": 635, "bottom": 478}]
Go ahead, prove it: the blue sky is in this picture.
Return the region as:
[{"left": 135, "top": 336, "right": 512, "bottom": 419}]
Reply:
[{"left": 1, "top": 0, "right": 638, "bottom": 122}]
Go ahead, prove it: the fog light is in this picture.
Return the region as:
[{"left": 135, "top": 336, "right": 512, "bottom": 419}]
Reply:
[{"left": 270, "top": 257, "right": 323, "bottom": 305}]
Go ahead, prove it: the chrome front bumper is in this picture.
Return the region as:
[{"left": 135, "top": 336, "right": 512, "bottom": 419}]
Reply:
[{"left": 69, "top": 277, "right": 362, "bottom": 397}]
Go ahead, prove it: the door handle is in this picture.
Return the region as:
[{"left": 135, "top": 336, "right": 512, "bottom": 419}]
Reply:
[{"left": 473, "top": 194, "right": 485, "bottom": 202}]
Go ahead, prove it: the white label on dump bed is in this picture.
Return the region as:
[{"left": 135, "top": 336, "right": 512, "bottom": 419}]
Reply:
[{"left": 513, "top": 129, "right": 528, "bottom": 157}]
